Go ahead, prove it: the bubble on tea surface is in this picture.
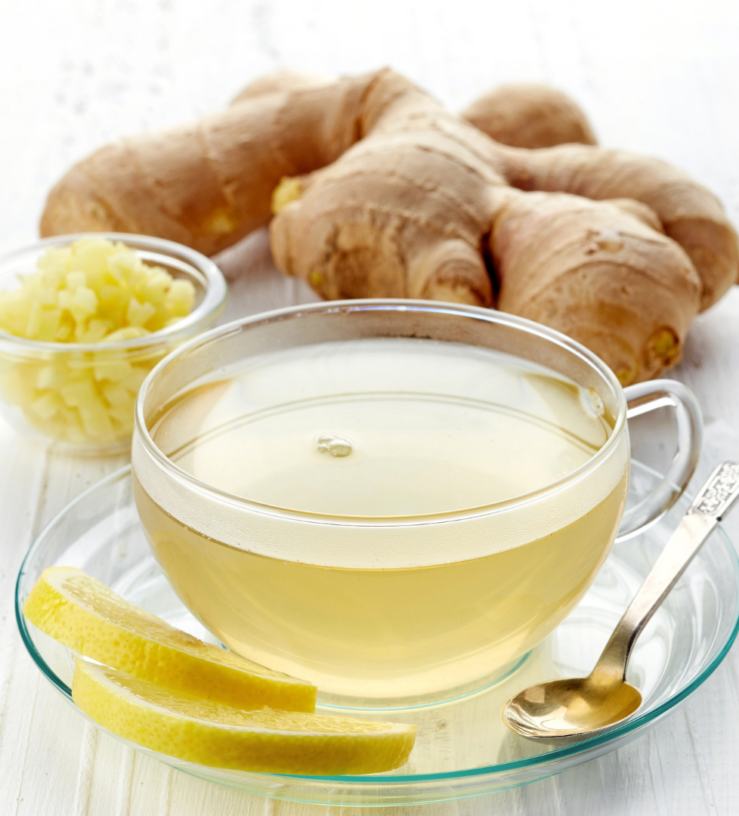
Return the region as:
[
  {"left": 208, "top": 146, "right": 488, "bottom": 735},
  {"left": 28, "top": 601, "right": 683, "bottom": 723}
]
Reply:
[
  {"left": 581, "top": 387, "right": 605, "bottom": 417},
  {"left": 317, "top": 434, "right": 353, "bottom": 457}
]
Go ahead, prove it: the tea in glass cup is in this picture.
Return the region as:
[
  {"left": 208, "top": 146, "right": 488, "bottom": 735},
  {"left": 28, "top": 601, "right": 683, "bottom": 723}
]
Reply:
[{"left": 132, "top": 301, "right": 698, "bottom": 705}]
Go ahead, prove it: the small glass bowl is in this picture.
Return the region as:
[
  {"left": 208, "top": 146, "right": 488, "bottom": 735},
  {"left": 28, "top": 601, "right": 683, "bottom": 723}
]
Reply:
[{"left": 0, "top": 233, "right": 227, "bottom": 456}]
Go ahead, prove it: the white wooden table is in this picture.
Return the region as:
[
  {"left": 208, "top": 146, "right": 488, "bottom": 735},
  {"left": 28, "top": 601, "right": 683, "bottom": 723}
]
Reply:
[{"left": 2, "top": 1, "right": 739, "bottom": 813}]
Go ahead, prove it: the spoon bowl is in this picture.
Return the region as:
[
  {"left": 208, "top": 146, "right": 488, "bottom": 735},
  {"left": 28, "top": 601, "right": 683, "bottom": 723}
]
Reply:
[
  {"left": 503, "top": 462, "right": 739, "bottom": 742},
  {"left": 503, "top": 675, "right": 642, "bottom": 740}
]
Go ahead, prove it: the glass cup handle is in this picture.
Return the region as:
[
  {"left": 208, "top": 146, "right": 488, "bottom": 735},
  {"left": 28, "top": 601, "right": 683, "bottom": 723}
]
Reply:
[{"left": 616, "top": 379, "right": 703, "bottom": 541}]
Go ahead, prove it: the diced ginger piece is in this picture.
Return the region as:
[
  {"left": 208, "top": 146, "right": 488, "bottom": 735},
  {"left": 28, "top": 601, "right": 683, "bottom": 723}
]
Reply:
[
  {"left": 128, "top": 262, "right": 151, "bottom": 291},
  {"left": 70, "top": 239, "right": 112, "bottom": 288},
  {"left": 101, "top": 382, "right": 134, "bottom": 410},
  {"left": 93, "top": 358, "right": 133, "bottom": 383},
  {"left": 82, "top": 319, "right": 113, "bottom": 343},
  {"left": 65, "top": 271, "right": 87, "bottom": 291},
  {"left": 25, "top": 302, "right": 43, "bottom": 337},
  {"left": 36, "top": 364, "right": 68, "bottom": 390},
  {"left": 122, "top": 366, "right": 150, "bottom": 394},
  {"left": 58, "top": 404, "right": 81, "bottom": 427},
  {"left": 79, "top": 403, "right": 115, "bottom": 439},
  {"left": 40, "top": 269, "right": 64, "bottom": 290},
  {"left": 37, "top": 287, "right": 58, "bottom": 307},
  {"left": 101, "top": 381, "right": 136, "bottom": 429},
  {"left": 60, "top": 378, "right": 98, "bottom": 409},
  {"left": 36, "top": 309, "right": 63, "bottom": 342},
  {"left": 126, "top": 297, "right": 157, "bottom": 328},
  {"left": 108, "top": 250, "right": 139, "bottom": 282},
  {"left": 107, "top": 402, "right": 136, "bottom": 429},
  {"left": 98, "top": 284, "right": 128, "bottom": 312},
  {"left": 1, "top": 290, "right": 31, "bottom": 334},
  {"left": 70, "top": 287, "right": 99, "bottom": 323},
  {"left": 55, "top": 322, "right": 72, "bottom": 341},
  {"left": 31, "top": 391, "right": 63, "bottom": 421},
  {"left": 2, "top": 366, "right": 37, "bottom": 406},
  {"left": 140, "top": 271, "right": 172, "bottom": 307},
  {"left": 57, "top": 289, "right": 74, "bottom": 312},
  {"left": 63, "top": 417, "right": 89, "bottom": 445},
  {"left": 21, "top": 274, "right": 43, "bottom": 292},
  {"left": 165, "top": 279, "right": 196, "bottom": 317}
]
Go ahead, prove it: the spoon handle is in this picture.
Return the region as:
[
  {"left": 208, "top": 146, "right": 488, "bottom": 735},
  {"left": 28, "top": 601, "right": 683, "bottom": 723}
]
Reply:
[{"left": 594, "top": 461, "right": 739, "bottom": 683}]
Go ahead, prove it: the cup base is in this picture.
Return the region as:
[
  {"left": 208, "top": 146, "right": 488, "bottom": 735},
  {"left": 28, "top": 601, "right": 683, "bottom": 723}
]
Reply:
[{"left": 313, "top": 652, "right": 532, "bottom": 713}]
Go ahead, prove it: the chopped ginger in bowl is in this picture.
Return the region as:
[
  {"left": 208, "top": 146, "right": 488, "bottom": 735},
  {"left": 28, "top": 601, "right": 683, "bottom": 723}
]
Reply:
[{"left": 0, "top": 234, "right": 227, "bottom": 454}]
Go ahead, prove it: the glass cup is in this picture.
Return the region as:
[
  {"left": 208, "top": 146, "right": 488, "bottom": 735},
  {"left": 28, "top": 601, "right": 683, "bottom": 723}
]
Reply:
[{"left": 131, "top": 300, "right": 701, "bottom": 706}]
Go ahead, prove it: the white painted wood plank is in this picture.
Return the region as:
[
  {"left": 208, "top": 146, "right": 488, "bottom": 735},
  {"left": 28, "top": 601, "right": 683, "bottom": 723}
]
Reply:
[
  {"left": 3, "top": 446, "right": 129, "bottom": 816},
  {"left": 0, "top": 420, "right": 50, "bottom": 813}
]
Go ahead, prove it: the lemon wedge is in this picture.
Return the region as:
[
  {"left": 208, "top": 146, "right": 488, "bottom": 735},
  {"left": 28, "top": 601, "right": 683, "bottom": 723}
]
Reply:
[
  {"left": 23, "top": 566, "right": 316, "bottom": 712},
  {"left": 73, "top": 660, "right": 416, "bottom": 774}
]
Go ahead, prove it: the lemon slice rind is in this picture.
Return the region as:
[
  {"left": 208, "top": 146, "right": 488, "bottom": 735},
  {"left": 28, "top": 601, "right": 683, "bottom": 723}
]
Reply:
[{"left": 73, "top": 659, "right": 416, "bottom": 775}]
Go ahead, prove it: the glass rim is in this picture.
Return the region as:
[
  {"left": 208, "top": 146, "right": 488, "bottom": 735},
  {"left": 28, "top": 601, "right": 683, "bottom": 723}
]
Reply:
[
  {"left": 134, "top": 298, "right": 629, "bottom": 525},
  {"left": 14, "top": 462, "right": 739, "bottom": 789},
  {"left": 0, "top": 232, "right": 228, "bottom": 355}
]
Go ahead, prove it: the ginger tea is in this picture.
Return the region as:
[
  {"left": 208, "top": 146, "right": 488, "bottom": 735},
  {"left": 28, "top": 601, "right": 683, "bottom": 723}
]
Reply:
[{"left": 133, "top": 337, "right": 629, "bottom": 701}]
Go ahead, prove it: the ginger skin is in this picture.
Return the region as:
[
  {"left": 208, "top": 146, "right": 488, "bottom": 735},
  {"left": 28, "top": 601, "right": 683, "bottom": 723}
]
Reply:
[
  {"left": 40, "top": 69, "right": 738, "bottom": 384},
  {"left": 461, "top": 83, "right": 597, "bottom": 149}
]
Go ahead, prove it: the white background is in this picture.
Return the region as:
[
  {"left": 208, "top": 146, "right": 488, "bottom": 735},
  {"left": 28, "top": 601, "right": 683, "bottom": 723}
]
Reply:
[{"left": 2, "top": 1, "right": 739, "bottom": 814}]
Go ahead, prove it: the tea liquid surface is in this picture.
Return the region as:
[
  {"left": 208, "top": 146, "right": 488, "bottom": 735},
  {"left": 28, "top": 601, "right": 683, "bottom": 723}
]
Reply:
[{"left": 151, "top": 339, "right": 612, "bottom": 518}]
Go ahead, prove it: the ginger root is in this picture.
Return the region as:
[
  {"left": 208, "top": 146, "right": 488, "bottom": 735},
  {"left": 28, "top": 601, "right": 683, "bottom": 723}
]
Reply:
[{"left": 40, "top": 69, "right": 738, "bottom": 384}]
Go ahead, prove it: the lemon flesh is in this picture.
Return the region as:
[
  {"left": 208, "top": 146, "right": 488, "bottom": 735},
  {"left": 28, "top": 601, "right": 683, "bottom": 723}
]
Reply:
[
  {"left": 24, "top": 566, "right": 316, "bottom": 712},
  {"left": 73, "top": 660, "right": 416, "bottom": 774}
]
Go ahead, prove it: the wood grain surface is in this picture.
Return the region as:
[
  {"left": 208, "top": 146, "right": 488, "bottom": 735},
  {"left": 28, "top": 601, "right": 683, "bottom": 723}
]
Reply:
[{"left": 2, "top": 1, "right": 739, "bottom": 814}]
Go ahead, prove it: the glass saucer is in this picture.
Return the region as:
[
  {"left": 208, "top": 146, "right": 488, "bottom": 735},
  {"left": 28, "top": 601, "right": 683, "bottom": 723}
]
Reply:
[{"left": 15, "top": 461, "right": 739, "bottom": 808}]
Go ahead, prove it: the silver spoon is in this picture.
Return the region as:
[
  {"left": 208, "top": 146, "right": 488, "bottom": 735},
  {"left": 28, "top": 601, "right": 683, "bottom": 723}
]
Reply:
[{"left": 503, "top": 461, "right": 739, "bottom": 741}]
